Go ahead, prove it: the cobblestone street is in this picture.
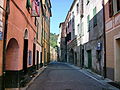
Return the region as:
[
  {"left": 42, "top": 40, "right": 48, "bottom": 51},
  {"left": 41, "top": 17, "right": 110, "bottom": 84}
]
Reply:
[{"left": 26, "top": 62, "right": 118, "bottom": 90}]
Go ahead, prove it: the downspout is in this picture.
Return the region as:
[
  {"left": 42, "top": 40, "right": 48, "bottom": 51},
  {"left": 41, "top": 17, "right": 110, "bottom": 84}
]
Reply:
[
  {"left": 102, "top": 0, "right": 107, "bottom": 78},
  {"left": 2, "top": 0, "right": 10, "bottom": 90}
]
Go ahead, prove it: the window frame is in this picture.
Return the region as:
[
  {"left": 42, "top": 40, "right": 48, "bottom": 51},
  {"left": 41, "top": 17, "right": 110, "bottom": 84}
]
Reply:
[
  {"left": 117, "top": 0, "right": 120, "bottom": 11},
  {"left": 109, "top": 0, "right": 114, "bottom": 17},
  {"left": 76, "top": 3, "right": 79, "bottom": 14},
  {"left": 93, "top": 7, "right": 97, "bottom": 27},
  {"left": 87, "top": 15, "right": 90, "bottom": 31}
]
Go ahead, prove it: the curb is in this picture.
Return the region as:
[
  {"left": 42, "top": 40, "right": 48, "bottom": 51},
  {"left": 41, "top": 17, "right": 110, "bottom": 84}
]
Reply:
[
  {"left": 20, "top": 66, "right": 47, "bottom": 90},
  {"left": 65, "top": 63, "right": 120, "bottom": 90}
]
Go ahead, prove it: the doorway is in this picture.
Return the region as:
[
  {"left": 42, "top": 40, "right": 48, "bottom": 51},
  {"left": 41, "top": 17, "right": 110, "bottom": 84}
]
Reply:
[
  {"left": 87, "top": 50, "right": 92, "bottom": 69},
  {"left": 33, "top": 43, "right": 36, "bottom": 66},
  {"left": 40, "top": 52, "right": 43, "bottom": 67},
  {"left": 115, "top": 38, "right": 120, "bottom": 81},
  {"left": 74, "top": 52, "right": 77, "bottom": 65},
  {"left": 36, "top": 51, "right": 39, "bottom": 70},
  {"left": 23, "top": 39, "right": 28, "bottom": 74},
  {"left": 23, "top": 30, "right": 28, "bottom": 74},
  {"left": 82, "top": 49, "right": 84, "bottom": 67},
  {"left": 5, "top": 38, "right": 19, "bottom": 87},
  {"left": 6, "top": 38, "right": 19, "bottom": 70}
]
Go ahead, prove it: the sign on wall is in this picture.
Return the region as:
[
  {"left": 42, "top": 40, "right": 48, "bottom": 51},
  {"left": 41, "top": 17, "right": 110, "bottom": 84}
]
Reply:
[
  {"left": 96, "top": 43, "right": 102, "bottom": 51},
  {"left": 31, "top": 0, "right": 40, "bottom": 17},
  {"left": 0, "top": 31, "right": 3, "bottom": 40}
]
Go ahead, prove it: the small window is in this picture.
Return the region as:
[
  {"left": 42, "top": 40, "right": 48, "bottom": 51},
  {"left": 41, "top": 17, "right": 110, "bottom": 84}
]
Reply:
[
  {"left": 26, "top": 0, "right": 31, "bottom": 12},
  {"left": 93, "top": 7, "right": 97, "bottom": 27},
  {"left": 117, "top": 0, "right": 120, "bottom": 11},
  {"left": 34, "top": 17, "right": 37, "bottom": 26},
  {"left": 77, "top": 24, "right": 80, "bottom": 34},
  {"left": 87, "top": 15, "right": 90, "bottom": 31},
  {"left": 109, "top": 0, "right": 113, "bottom": 17},
  {"left": 87, "top": 0, "right": 90, "bottom": 5},
  {"left": 76, "top": 3, "right": 79, "bottom": 14},
  {"left": 29, "top": 50, "right": 32, "bottom": 65}
]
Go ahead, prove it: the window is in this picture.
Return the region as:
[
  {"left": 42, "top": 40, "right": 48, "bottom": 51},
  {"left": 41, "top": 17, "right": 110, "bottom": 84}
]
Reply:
[
  {"left": 77, "top": 24, "right": 80, "bottom": 35},
  {"left": 93, "top": 7, "right": 97, "bottom": 27},
  {"left": 26, "top": 0, "right": 31, "bottom": 12},
  {"left": 87, "top": 0, "right": 90, "bottom": 5},
  {"left": 76, "top": 3, "right": 79, "bottom": 14},
  {"left": 117, "top": 0, "right": 120, "bottom": 11},
  {"left": 81, "top": 22, "right": 84, "bottom": 36},
  {"left": 29, "top": 50, "right": 32, "bottom": 65},
  {"left": 36, "top": 26, "right": 39, "bottom": 40},
  {"left": 70, "top": 20, "right": 71, "bottom": 25},
  {"left": 69, "top": 32, "right": 71, "bottom": 40},
  {"left": 34, "top": 17, "right": 37, "bottom": 26},
  {"left": 72, "top": 18, "right": 75, "bottom": 30},
  {"left": 87, "top": 15, "right": 90, "bottom": 31},
  {"left": 80, "top": 0, "right": 84, "bottom": 18},
  {"left": 109, "top": 0, "right": 113, "bottom": 17},
  {"left": 66, "top": 32, "right": 71, "bottom": 41},
  {"left": 108, "top": 0, "right": 120, "bottom": 17},
  {"left": 68, "top": 22, "right": 69, "bottom": 28}
]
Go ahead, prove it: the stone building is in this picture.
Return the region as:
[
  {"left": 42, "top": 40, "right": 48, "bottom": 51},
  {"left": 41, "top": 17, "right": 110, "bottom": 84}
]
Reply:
[
  {"left": 83, "top": 0, "right": 104, "bottom": 75},
  {"left": 104, "top": 0, "right": 120, "bottom": 81},
  {"left": 65, "top": 0, "right": 82, "bottom": 66},
  {"left": 0, "top": 0, "right": 51, "bottom": 89},
  {"left": 35, "top": 1, "right": 44, "bottom": 70},
  {"left": 41, "top": 0, "right": 52, "bottom": 66},
  {"left": 59, "top": 22, "right": 67, "bottom": 62},
  {"left": 0, "top": 0, "right": 5, "bottom": 89},
  {"left": 50, "top": 46, "right": 57, "bottom": 62},
  {"left": 61, "top": 0, "right": 104, "bottom": 75}
]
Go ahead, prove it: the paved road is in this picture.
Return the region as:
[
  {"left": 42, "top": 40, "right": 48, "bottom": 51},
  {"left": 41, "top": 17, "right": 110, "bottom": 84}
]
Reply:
[{"left": 27, "top": 62, "right": 113, "bottom": 90}]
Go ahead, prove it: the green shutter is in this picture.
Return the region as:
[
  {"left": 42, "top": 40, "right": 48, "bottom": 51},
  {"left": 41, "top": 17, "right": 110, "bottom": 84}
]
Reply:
[
  {"left": 87, "top": 15, "right": 90, "bottom": 24},
  {"left": 26, "top": 0, "right": 31, "bottom": 8},
  {"left": 93, "top": 7, "right": 97, "bottom": 27},
  {"left": 87, "top": 15, "right": 90, "bottom": 31},
  {"left": 93, "top": 7, "right": 96, "bottom": 16}
]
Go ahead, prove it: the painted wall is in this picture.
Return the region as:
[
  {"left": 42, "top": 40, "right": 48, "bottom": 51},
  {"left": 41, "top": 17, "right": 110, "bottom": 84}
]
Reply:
[
  {"left": 1, "top": 0, "right": 36, "bottom": 70},
  {"left": 0, "top": 0, "right": 4, "bottom": 76},
  {"left": 105, "top": 0, "right": 120, "bottom": 81},
  {"left": 82, "top": 0, "right": 104, "bottom": 74}
]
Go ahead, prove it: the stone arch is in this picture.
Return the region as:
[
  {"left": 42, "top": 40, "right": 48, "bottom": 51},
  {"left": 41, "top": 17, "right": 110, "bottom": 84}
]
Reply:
[
  {"left": 23, "top": 29, "right": 29, "bottom": 73},
  {"left": 24, "top": 29, "right": 28, "bottom": 39},
  {"left": 6, "top": 38, "right": 19, "bottom": 70},
  {"left": 69, "top": 48, "right": 74, "bottom": 64}
]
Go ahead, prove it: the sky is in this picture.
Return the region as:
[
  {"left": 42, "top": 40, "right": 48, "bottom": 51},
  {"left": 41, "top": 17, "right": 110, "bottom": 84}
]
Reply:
[{"left": 50, "top": 0, "right": 74, "bottom": 34}]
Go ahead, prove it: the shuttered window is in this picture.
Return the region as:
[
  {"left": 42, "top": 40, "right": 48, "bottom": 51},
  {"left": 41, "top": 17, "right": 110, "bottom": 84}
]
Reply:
[
  {"left": 109, "top": 0, "right": 113, "bottom": 17},
  {"left": 87, "top": 15, "right": 90, "bottom": 31},
  {"left": 117, "top": 0, "right": 120, "bottom": 11},
  {"left": 93, "top": 7, "right": 97, "bottom": 27}
]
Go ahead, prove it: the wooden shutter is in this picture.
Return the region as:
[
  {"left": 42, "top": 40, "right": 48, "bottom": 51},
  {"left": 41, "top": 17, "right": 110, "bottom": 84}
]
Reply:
[
  {"left": 117, "top": 0, "right": 120, "bottom": 11},
  {"left": 109, "top": 0, "right": 113, "bottom": 17}
]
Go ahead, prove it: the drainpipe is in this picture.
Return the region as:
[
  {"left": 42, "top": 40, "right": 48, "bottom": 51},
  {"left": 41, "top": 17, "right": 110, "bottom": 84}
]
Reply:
[
  {"left": 2, "top": 0, "right": 10, "bottom": 90},
  {"left": 102, "top": 0, "right": 107, "bottom": 78}
]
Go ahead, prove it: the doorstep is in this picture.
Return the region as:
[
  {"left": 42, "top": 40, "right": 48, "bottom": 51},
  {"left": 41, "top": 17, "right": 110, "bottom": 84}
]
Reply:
[{"left": 5, "top": 66, "right": 46, "bottom": 90}]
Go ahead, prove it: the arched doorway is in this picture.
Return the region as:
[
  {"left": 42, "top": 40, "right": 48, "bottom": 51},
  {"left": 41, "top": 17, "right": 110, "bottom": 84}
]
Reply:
[
  {"left": 5, "top": 38, "right": 19, "bottom": 88},
  {"left": 23, "top": 29, "right": 28, "bottom": 74},
  {"left": 70, "top": 48, "right": 74, "bottom": 64},
  {"left": 6, "top": 38, "right": 19, "bottom": 70},
  {"left": 74, "top": 52, "right": 77, "bottom": 65}
]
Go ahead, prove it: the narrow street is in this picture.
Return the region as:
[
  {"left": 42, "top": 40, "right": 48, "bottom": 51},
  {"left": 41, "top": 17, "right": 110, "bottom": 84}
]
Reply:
[{"left": 26, "top": 62, "right": 115, "bottom": 90}]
